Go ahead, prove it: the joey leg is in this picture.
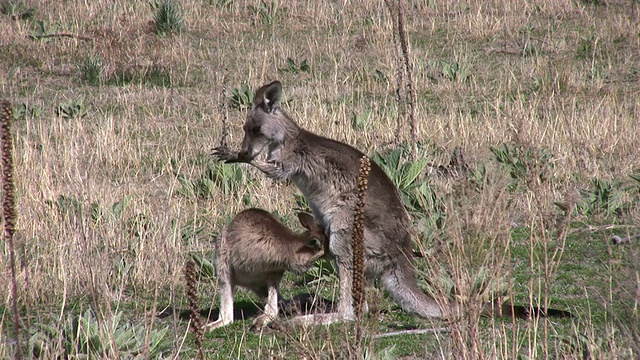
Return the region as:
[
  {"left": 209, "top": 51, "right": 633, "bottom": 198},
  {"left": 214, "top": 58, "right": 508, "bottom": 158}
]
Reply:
[
  {"left": 202, "top": 279, "right": 234, "bottom": 332},
  {"left": 250, "top": 282, "right": 280, "bottom": 331},
  {"left": 203, "top": 230, "right": 234, "bottom": 332}
]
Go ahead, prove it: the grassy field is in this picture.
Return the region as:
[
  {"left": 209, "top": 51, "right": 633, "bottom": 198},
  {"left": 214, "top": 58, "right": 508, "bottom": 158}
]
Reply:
[{"left": 1, "top": 0, "right": 639, "bottom": 358}]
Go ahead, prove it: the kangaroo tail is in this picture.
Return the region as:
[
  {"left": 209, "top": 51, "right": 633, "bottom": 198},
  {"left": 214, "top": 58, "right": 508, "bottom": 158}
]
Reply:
[{"left": 381, "top": 265, "right": 442, "bottom": 318}]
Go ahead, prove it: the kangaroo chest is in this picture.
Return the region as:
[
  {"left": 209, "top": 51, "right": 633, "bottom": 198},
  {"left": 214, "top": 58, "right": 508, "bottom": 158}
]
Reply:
[{"left": 292, "top": 174, "right": 355, "bottom": 233}]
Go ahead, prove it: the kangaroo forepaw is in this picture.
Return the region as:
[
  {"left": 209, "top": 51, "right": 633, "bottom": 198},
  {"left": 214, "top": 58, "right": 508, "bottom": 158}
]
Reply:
[{"left": 212, "top": 146, "right": 241, "bottom": 163}]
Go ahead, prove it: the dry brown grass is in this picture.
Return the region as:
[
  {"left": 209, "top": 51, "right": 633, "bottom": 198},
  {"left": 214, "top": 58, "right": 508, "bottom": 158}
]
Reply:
[{"left": 1, "top": 0, "right": 639, "bottom": 358}]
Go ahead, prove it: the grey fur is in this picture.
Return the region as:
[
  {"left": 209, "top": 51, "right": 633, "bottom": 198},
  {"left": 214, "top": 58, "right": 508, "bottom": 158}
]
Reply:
[
  {"left": 215, "top": 81, "right": 442, "bottom": 325},
  {"left": 203, "top": 208, "right": 326, "bottom": 331}
]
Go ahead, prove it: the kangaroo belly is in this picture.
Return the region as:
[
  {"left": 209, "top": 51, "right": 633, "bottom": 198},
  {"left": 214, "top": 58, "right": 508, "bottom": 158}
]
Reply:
[
  {"left": 232, "top": 269, "right": 284, "bottom": 289},
  {"left": 229, "top": 253, "right": 287, "bottom": 274}
]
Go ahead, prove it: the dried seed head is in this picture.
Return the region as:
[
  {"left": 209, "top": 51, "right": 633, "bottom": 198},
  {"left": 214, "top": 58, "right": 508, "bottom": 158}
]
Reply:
[
  {"left": 352, "top": 156, "right": 371, "bottom": 318},
  {"left": 2, "top": 100, "right": 22, "bottom": 360},
  {"left": 184, "top": 259, "right": 204, "bottom": 359}
]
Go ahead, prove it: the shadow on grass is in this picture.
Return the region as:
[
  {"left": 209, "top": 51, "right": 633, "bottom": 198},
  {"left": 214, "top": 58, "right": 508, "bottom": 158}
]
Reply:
[
  {"left": 159, "top": 293, "right": 336, "bottom": 323},
  {"left": 157, "top": 300, "right": 262, "bottom": 323}
]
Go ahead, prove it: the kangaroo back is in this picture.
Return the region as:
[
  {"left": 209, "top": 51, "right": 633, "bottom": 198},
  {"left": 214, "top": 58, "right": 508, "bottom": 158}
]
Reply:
[{"left": 226, "top": 209, "right": 325, "bottom": 274}]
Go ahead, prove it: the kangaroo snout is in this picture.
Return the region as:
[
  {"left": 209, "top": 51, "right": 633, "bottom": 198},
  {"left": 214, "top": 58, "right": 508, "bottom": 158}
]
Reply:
[
  {"left": 238, "top": 136, "right": 262, "bottom": 161},
  {"left": 237, "top": 149, "right": 251, "bottom": 161}
]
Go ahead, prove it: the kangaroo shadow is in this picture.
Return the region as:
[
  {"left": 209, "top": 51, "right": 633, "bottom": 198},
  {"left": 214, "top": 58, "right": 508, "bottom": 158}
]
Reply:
[
  {"left": 160, "top": 300, "right": 262, "bottom": 322},
  {"left": 159, "top": 293, "right": 335, "bottom": 323}
]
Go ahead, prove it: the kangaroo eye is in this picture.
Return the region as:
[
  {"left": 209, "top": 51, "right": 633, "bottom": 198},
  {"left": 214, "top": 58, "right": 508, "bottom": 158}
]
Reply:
[
  {"left": 307, "top": 237, "right": 321, "bottom": 248},
  {"left": 250, "top": 126, "right": 261, "bottom": 135}
]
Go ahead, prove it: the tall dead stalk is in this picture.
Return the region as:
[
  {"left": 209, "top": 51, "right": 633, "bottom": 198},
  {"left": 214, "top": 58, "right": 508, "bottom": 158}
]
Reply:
[
  {"left": 185, "top": 259, "right": 204, "bottom": 360},
  {"left": 384, "top": 0, "right": 418, "bottom": 158},
  {"left": 352, "top": 156, "right": 371, "bottom": 357},
  {"left": 219, "top": 72, "right": 230, "bottom": 149},
  {"left": 2, "top": 100, "right": 22, "bottom": 360}
]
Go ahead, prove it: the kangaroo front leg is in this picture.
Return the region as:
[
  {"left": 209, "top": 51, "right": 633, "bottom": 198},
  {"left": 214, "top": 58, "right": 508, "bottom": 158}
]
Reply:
[
  {"left": 248, "top": 160, "right": 288, "bottom": 180},
  {"left": 212, "top": 146, "right": 244, "bottom": 163},
  {"left": 212, "top": 146, "right": 287, "bottom": 180},
  {"left": 250, "top": 282, "right": 280, "bottom": 331},
  {"left": 288, "top": 229, "right": 356, "bottom": 326},
  {"left": 334, "top": 252, "right": 356, "bottom": 320}
]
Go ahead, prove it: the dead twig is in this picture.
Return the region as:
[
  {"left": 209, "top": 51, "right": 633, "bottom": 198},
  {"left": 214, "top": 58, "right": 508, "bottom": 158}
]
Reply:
[
  {"left": 29, "top": 32, "right": 93, "bottom": 42},
  {"left": 373, "top": 327, "right": 451, "bottom": 339}
]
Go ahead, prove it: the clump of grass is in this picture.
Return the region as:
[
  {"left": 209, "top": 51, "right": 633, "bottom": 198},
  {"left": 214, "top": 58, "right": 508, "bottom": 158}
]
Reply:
[
  {"left": 151, "top": 0, "right": 183, "bottom": 36},
  {"left": 29, "top": 310, "right": 172, "bottom": 358},
  {"left": 250, "top": 0, "right": 282, "bottom": 25},
  {"left": 229, "top": 84, "right": 254, "bottom": 110},
  {"left": 106, "top": 64, "right": 172, "bottom": 87},
  {"left": 489, "top": 142, "right": 554, "bottom": 190},
  {"left": 13, "top": 102, "right": 41, "bottom": 120},
  {"left": 77, "top": 54, "right": 105, "bottom": 86},
  {"left": 55, "top": 96, "right": 87, "bottom": 119},
  {"left": 576, "top": 178, "right": 631, "bottom": 217},
  {"left": 176, "top": 160, "right": 255, "bottom": 203},
  {"left": 278, "top": 58, "right": 310, "bottom": 74},
  {"left": 1, "top": 0, "right": 36, "bottom": 20},
  {"left": 351, "top": 109, "right": 372, "bottom": 131},
  {"left": 372, "top": 141, "right": 446, "bottom": 239},
  {"left": 440, "top": 60, "right": 471, "bottom": 83},
  {"left": 205, "top": 0, "right": 232, "bottom": 7},
  {"left": 29, "top": 19, "right": 56, "bottom": 41}
]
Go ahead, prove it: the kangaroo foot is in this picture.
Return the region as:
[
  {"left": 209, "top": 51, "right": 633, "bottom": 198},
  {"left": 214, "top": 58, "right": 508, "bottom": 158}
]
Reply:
[
  {"left": 249, "top": 313, "right": 276, "bottom": 332},
  {"left": 202, "top": 318, "right": 231, "bottom": 332}
]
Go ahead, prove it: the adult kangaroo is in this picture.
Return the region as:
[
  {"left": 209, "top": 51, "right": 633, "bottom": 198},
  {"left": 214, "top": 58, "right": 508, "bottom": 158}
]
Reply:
[{"left": 214, "top": 80, "right": 442, "bottom": 324}]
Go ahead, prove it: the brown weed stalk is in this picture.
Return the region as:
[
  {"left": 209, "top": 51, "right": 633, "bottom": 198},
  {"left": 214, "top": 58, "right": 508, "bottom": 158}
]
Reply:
[
  {"left": 383, "top": 0, "right": 406, "bottom": 145},
  {"left": 352, "top": 155, "right": 370, "bottom": 356},
  {"left": 384, "top": 0, "right": 417, "bottom": 158},
  {"left": 396, "top": 0, "right": 417, "bottom": 158},
  {"left": 2, "top": 100, "right": 22, "bottom": 360},
  {"left": 185, "top": 259, "right": 204, "bottom": 360},
  {"left": 219, "top": 72, "right": 230, "bottom": 149}
]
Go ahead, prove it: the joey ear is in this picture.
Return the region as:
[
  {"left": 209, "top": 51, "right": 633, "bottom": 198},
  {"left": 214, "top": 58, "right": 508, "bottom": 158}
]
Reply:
[
  {"left": 254, "top": 81, "right": 282, "bottom": 113},
  {"left": 297, "top": 212, "right": 319, "bottom": 231}
]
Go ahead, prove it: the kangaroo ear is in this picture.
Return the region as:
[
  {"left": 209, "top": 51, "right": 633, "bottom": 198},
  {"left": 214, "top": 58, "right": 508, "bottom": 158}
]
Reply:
[
  {"left": 253, "top": 81, "right": 282, "bottom": 113},
  {"left": 297, "top": 212, "right": 318, "bottom": 231}
]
